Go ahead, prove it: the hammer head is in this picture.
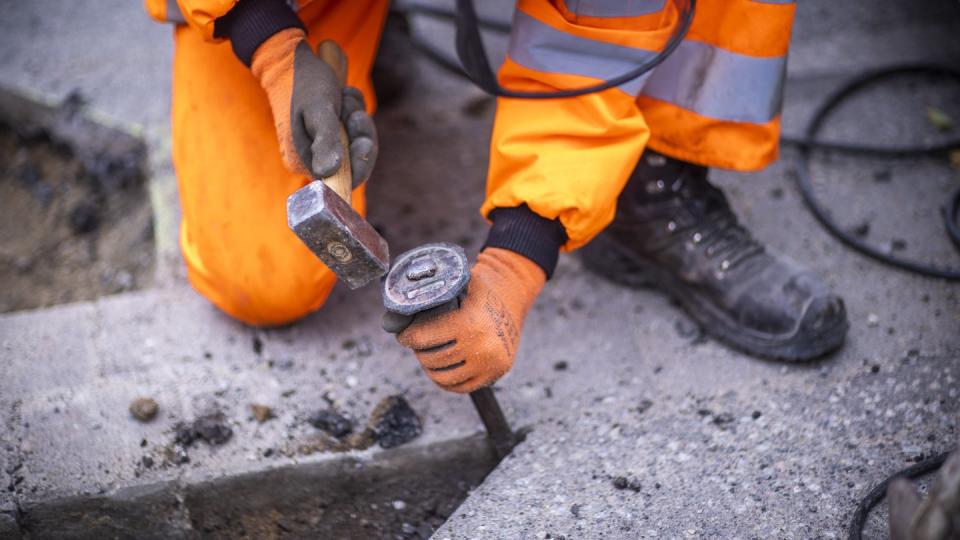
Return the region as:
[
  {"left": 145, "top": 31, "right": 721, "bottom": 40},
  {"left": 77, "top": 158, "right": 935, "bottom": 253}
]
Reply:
[{"left": 287, "top": 181, "right": 389, "bottom": 290}]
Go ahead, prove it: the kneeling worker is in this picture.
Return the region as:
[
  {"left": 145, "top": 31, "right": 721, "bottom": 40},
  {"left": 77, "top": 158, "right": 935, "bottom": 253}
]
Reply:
[{"left": 146, "top": 0, "right": 848, "bottom": 393}]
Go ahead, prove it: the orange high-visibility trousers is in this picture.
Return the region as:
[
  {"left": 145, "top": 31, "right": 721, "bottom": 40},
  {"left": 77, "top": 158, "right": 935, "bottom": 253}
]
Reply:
[
  {"left": 160, "top": 0, "right": 792, "bottom": 325},
  {"left": 170, "top": 0, "right": 388, "bottom": 326},
  {"left": 484, "top": 0, "right": 795, "bottom": 250}
]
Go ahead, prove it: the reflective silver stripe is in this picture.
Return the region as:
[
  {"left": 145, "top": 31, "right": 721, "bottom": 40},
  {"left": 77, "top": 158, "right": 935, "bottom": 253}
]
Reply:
[
  {"left": 751, "top": 0, "right": 795, "bottom": 3},
  {"left": 564, "top": 0, "right": 666, "bottom": 18},
  {"left": 508, "top": 11, "right": 786, "bottom": 123},
  {"left": 166, "top": 0, "right": 185, "bottom": 23},
  {"left": 508, "top": 11, "right": 655, "bottom": 95},
  {"left": 641, "top": 40, "right": 786, "bottom": 123}
]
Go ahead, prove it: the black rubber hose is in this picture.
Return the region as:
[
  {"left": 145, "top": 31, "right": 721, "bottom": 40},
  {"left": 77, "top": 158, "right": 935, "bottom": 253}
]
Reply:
[
  {"left": 847, "top": 450, "right": 952, "bottom": 540},
  {"left": 788, "top": 64, "right": 960, "bottom": 280},
  {"left": 394, "top": 0, "right": 697, "bottom": 100}
]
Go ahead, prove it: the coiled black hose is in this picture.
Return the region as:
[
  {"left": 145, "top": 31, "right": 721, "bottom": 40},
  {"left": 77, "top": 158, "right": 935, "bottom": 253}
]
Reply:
[
  {"left": 787, "top": 64, "right": 960, "bottom": 281},
  {"left": 847, "top": 450, "right": 953, "bottom": 540}
]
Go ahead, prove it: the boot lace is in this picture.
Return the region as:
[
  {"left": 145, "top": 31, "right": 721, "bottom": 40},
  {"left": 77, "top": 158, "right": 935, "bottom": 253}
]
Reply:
[{"left": 670, "top": 176, "right": 765, "bottom": 276}]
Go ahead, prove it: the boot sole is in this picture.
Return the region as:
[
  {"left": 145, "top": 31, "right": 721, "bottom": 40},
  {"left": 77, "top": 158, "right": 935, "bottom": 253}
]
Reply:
[{"left": 580, "top": 235, "right": 848, "bottom": 362}]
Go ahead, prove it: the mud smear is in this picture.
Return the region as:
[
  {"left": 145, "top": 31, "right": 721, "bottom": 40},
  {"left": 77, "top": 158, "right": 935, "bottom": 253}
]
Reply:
[{"left": 0, "top": 123, "right": 153, "bottom": 313}]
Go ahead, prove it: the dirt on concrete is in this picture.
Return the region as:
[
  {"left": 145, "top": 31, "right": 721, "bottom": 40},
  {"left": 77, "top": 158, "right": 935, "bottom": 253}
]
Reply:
[
  {"left": 292, "top": 395, "right": 424, "bottom": 457},
  {"left": 174, "top": 413, "right": 234, "bottom": 448},
  {"left": 0, "top": 124, "right": 153, "bottom": 313}
]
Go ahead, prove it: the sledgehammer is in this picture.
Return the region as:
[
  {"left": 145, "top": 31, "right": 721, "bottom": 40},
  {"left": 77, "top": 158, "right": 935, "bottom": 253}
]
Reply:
[
  {"left": 287, "top": 42, "right": 389, "bottom": 289},
  {"left": 382, "top": 243, "right": 516, "bottom": 460}
]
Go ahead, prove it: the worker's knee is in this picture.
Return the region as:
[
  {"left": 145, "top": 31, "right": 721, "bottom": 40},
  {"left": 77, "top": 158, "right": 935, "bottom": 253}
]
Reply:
[{"left": 186, "top": 253, "right": 337, "bottom": 327}]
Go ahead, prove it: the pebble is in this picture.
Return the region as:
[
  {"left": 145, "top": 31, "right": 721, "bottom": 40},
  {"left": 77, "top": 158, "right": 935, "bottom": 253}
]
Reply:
[
  {"left": 249, "top": 404, "right": 274, "bottom": 423},
  {"left": 867, "top": 313, "right": 880, "bottom": 327},
  {"left": 129, "top": 397, "right": 158, "bottom": 422},
  {"left": 392, "top": 500, "right": 406, "bottom": 510}
]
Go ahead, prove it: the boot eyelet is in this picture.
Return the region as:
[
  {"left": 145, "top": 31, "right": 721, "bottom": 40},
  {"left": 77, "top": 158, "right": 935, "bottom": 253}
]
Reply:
[
  {"left": 692, "top": 232, "right": 702, "bottom": 244},
  {"left": 645, "top": 180, "right": 665, "bottom": 194},
  {"left": 667, "top": 221, "right": 677, "bottom": 232},
  {"left": 646, "top": 154, "right": 667, "bottom": 167}
]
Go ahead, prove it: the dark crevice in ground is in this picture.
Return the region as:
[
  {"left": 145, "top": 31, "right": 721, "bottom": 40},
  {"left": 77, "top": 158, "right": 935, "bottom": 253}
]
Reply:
[
  {"left": 0, "top": 90, "right": 154, "bottom": 313},
  {"left": 15, "top": 435, "right": 502, "bottom": 539}
]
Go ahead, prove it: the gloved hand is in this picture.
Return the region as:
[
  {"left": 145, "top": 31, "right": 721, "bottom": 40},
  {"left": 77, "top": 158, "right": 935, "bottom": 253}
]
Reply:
[
  {"left": 391, "top": 248, "right": 546, "bottom": 393},
  {"left": 251, "top": 29, "right": 377, "bottom": 186}
]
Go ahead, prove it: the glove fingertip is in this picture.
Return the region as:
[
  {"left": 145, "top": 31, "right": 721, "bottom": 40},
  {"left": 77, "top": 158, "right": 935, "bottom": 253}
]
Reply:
[
  {"left": 350, "top": 138, "right": 377, "bottom": 186},
  {"left": 312, "top": 152, "right": 341, "bottom": 179},
  {"left": 382, "top": 312, "right": 414, "bottom": 334}
]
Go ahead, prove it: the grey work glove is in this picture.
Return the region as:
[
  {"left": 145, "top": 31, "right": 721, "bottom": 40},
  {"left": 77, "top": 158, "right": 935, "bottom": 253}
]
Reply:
[{"left": 251, "top": 29, "right": 377, "bottom": 187}]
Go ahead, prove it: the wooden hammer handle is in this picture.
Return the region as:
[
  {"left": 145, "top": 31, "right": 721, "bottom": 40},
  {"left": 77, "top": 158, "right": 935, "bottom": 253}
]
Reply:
[{"left": 317, "top": 40, "right": 352, "bottom": 204}]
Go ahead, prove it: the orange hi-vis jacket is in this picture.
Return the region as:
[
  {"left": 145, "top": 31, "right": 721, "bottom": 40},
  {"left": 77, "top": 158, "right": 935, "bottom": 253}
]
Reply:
[{"left": 146, "top": 0, "right": 794, "bottom": 325}]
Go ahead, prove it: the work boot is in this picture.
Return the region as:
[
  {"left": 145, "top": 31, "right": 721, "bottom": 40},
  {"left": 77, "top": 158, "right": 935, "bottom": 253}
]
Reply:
[{"left": 580, "top": 150, "right": 848, "bottom": 361}]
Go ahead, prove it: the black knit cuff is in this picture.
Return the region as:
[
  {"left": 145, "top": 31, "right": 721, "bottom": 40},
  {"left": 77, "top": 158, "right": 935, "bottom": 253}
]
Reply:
[
  {"left": 484, "top": 205, "right": 568, "bottom": 279},
  {"left": 214, "top": 0, "right": 306, "bottom": 66}
]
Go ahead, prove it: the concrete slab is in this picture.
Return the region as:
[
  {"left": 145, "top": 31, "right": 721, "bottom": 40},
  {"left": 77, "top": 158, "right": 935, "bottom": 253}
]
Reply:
[
  {"left": 1, "top": 397, "right": 21, "bottom": 539},
  {"left": 0, "top": 0, "right": 171, "bottom": 133},
  {"left": 436, "top": 350, "right": 959, "bottom": 539},
  {"left": 0, "top": 285, "right": 489, "bottom": 536}
]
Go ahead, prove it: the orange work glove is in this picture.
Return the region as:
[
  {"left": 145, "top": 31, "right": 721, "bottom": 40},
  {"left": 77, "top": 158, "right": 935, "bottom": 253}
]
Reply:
[
  {"left": 250, "top": 30, "right": 377, "bottom": 185},
  {"left": 395, "top": 248, "right": 546, "bottom": 393}
]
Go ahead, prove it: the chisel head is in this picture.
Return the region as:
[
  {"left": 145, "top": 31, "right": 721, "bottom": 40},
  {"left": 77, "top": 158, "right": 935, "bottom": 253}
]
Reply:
[
  {"left": 287, "top": 180, "right": 389, "bottom": 290},
  {"left": 382, "top": 242, "right": 469, "bottom": 315}
]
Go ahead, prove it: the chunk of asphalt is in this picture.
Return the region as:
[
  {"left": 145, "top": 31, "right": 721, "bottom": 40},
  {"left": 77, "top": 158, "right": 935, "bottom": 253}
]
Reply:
[
  {"left": 174, "top": 413, "right": 233, "bottom": 447},
  {"left": 370, "top": 395, "right": 422, "bottom": 449},
  {"left": 308, "top": 409, "right": 353, "bottom": 439},
  {"left": 612, "top": 476, "right": 642, "bottom": 492}
]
